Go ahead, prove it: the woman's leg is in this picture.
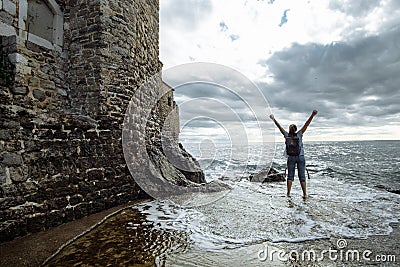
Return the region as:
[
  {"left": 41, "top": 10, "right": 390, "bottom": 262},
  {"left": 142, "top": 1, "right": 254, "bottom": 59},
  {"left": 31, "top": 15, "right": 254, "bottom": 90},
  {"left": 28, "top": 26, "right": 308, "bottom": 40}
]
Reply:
[
  {"left": 287, "top": 156, "right": 296, "bottom": 196},
  {"left": 297, "top": 156, "right": 307, "bottom": 198},
  {"left": 287, "top": 180, "right": 293, "bottom": 196}
]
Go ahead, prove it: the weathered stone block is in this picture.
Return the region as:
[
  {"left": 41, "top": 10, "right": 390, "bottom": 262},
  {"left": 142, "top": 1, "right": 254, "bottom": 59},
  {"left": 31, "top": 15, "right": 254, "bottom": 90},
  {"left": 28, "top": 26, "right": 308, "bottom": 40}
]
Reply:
[
  {"left": 26, "top": 213, "right": 46, "bottom": 233},
  {"left": 53, "top": 185, "right": 75, "bottom": 197},
  {"left": 86, "top": 169, "right": 104, "bottom": 181},
  {"left": 79, "top": 142, "right": 96, "bottom": 157},
  {"left": 40, "top": 79, "right": 55, "bottom": 90},
  {"left": 77, "top": 181, "right": 92, "bottom": 195},
  {"left": 11, "top": 86, "right": 28, "bottom": 95},
  {"left": 46, "top": 196, "right": 68, "bottom": 210},
  {"left": 68, "top": 129, "right": 84, "bottom": 140},
  {"left": 73, "top": 203, "right": 89, "bottom": 219},
  {"left": 84, "top": 131, "right": 98, "bottom": 139},
  {"left": 2, "top": 153, "right": 22, "bottom": 166},
  {"left": 24, "top": 191, "right": 46, "bottom": 203},
  {"left": 89, "top": 200, "right": 105, "bottom": 213},
  {"left": 19, "top": 120, "right": 35, "bottom": 130},
  {"left": 32, "top": 89, "right": 46, "bottom": 101},
  {"left": 38, "top": 123, "right": 62, "bottom": 131},
  {"left": 2, "top": 120, "right": 20, "bottom": 129},
  {"left": 46, "top": 210, "right": 64, "bottom": 228},
  {"left": 53, "top": 130, "right": 68, "bottom": 139},
  {"left": 0, "top": 196, "right": 25, "bottom": 209},
  {"left": 0, "top": 130, "right": 12, "bottom": 140},
  {"left": 28, "top": 77, "right": 40, "bottom": 87},
  {"left": 1, "top": 183, "right": 18, "bottom": 197},
  {"left": 0, "top": 10, "right": 13, "bottom": 25},
  {"left": 63, "top": 207, "right": 74, "bottom": 222},
  {"left": 56, "top": 88, "right": 67, "bottom": 96},
  {"left": 36, "top": 129, "right": 53, "bottom": 139},
  {"left": 0, "top": 163, "right": 6, "bottom": 183},
  {"left": 16, "top": 181, "right": 38, "bottom": 195},
  {"left": 69, "top": 194, "right": 83, "bottom": 206},
  {"left": 0, "top": 220, "right": 27, "bottom": 242}
]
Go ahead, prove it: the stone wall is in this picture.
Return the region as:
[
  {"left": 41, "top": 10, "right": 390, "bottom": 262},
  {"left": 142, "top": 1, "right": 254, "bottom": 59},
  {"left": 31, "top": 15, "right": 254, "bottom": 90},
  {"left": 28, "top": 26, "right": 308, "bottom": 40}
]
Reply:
[
  {"left": 0, "top": 0, "right": 204, "bottom": 242},
  {"left": 0, "top": 36, "right": 15, "bottom": 87}
]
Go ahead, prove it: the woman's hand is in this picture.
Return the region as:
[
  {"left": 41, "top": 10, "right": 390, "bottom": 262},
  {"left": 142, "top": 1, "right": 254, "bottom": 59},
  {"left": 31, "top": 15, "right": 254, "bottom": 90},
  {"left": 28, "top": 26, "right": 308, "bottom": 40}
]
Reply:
[
  {"left": 312, "top": 110, "right": 318, "bottom": 116},
  {"left": 269, "top": 114, "right": 275, "bottom": 120}
]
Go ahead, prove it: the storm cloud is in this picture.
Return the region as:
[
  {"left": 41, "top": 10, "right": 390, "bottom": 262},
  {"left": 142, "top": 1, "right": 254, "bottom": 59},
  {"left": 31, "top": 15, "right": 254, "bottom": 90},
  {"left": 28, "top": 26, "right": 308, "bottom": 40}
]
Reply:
[{"left": 259, "top": 25, "right": 400, "bottom": 127}]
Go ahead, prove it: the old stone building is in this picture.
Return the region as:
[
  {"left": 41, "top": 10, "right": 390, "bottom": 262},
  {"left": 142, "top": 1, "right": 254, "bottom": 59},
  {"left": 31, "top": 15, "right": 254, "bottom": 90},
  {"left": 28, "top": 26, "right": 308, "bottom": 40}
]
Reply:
[{"left": 0, "top": 0, "right": 204, "bottom": 242}]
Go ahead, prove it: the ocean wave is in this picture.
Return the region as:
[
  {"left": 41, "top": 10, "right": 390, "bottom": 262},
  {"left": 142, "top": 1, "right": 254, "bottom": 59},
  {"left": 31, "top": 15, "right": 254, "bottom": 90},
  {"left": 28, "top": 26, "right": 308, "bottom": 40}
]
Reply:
[{"left": 144, "top": 141, "right": 400, "bottom": 263}]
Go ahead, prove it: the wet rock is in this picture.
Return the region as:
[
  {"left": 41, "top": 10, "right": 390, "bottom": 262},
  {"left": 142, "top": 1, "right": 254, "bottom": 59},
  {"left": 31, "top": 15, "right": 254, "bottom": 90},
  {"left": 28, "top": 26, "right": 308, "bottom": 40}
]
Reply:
[
  {"left": 148, "top": 141, "right": 206, "bottom": 186},
  {"left": 177, "top": 143, "right": 206, "bottom": 184},
  {"left": 387, "top": 188, "right": 400, "bottom": 195},
  {"left": 147, "top": 146, "right": 190, "bottom": 187},
  {"left": 249, "top": 167, "right": 286, "bottom": 183}
]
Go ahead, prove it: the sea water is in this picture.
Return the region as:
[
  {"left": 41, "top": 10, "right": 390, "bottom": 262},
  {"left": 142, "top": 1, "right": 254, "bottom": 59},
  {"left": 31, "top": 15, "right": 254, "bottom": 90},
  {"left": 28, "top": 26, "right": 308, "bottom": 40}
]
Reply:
[{"left": 135, "top": 140, "right": 400, "bottom": 265}]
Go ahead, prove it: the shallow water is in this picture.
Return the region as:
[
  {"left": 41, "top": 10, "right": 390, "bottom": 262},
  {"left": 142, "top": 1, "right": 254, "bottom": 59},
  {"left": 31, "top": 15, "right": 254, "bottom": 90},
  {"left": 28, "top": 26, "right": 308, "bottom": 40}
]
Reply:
[{"left": 46, "top": 141, "right": 400, "bottom": 266}]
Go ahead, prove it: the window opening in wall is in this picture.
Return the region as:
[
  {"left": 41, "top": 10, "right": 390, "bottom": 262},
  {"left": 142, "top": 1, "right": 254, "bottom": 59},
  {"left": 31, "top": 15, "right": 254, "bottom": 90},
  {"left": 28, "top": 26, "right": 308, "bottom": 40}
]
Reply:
[{"left": 27, "top": 0, "right": 54, "bottom": 42}]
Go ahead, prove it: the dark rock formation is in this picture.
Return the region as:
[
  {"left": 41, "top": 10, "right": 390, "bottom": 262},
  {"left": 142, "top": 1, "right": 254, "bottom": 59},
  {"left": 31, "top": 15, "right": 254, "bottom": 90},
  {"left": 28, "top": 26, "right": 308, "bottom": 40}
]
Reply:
[
  {"left": 142, "top": 139, "right": 230, "bottom": 202},
  {"left": 387, "top": 188, "right": 400, "bottom": 195},
  {"left": 176, "top": 143, "right": 206, "bottom": 184},
  {"left": 249, "top": 167, "right": 286, "bottom": 183},
  {"left": 147, "top": 140, "right": 206, "bottom": 185}
]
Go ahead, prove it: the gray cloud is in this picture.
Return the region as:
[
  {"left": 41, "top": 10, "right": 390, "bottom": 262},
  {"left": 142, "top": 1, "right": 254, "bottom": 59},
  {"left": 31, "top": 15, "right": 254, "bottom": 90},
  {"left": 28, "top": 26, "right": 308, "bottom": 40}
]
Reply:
[
  {"left": 328, "top": 0, "right": 379, "bottom": 18},
  {"left": 164, "top": 63, "right": 273, "bottom": 142},
  {"left": 161, "top": 0, "right": 213, "bottom": 30},
  {"left": 258, "top": 25, "right": 400, "bottom": 127},
  {"left": 327, "top": 0, "right": 400, "bottom": 40},
  {"left": 175, "top": 84, "right": 261, "bottom": 124}
]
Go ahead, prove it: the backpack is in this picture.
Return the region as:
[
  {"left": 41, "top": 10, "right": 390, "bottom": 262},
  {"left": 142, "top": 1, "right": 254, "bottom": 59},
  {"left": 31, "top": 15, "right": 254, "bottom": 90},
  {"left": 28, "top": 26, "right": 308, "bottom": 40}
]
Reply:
[{"left": 285, "top": 134, "right": 300, "bottom": 156}]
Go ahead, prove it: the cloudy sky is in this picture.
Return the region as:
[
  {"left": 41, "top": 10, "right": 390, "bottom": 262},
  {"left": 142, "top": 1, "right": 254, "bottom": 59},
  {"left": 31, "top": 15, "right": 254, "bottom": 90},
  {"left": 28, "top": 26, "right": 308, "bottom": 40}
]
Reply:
[{"left": 159, "top": 0, "right": 400, "bottom": 142}]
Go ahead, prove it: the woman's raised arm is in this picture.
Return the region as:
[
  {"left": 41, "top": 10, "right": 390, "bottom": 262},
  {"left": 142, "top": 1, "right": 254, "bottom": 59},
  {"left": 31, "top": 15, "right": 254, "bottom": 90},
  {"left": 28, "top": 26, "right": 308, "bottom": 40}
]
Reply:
[
  {"left": 300, "top": 110, "right": 318, "bottom": 134},
  {"left": 269, "top": 114, "right": 286, "bottom": 135}
]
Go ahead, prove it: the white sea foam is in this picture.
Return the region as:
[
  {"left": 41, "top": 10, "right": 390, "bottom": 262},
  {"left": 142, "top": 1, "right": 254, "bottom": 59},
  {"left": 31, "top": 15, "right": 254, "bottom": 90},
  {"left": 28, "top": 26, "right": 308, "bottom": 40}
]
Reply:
[
  {"left": 137, "top": 176, "right": 400, "bottom": 250},
  {"left": 137, "top": 141, "right": 400, "bottom": 264}
]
